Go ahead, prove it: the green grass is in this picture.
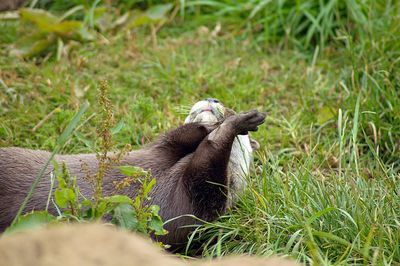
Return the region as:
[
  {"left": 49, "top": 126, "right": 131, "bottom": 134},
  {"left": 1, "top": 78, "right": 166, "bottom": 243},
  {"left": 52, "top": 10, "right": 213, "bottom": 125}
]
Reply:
[{"left": 1, "top": 1, "right": 399, "bottom": 265}]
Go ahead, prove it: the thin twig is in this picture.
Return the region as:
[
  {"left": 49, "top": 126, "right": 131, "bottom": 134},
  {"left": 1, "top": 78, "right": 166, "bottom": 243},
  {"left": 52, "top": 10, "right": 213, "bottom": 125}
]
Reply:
[{"left": 32, "top": 106, "right": 63, "bottom": 132}]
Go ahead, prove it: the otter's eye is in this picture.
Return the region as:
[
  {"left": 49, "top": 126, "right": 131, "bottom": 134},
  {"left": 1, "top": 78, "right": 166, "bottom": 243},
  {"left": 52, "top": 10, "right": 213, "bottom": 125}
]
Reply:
[{"left": 205, "top": 98, "right": 220, "bottom": 103}]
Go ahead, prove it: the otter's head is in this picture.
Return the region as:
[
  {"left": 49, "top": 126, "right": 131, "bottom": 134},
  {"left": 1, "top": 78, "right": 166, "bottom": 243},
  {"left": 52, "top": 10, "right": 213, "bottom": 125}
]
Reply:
[
  {"left": 185, "top": 98, "right": 260, "bottom": 151},
  {"left": 184, "top": 98, "right": 225, "bottom": 123}
]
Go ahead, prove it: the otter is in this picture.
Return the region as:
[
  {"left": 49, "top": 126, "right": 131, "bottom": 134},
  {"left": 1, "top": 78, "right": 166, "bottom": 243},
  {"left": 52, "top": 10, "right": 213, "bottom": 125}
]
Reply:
[{"left": 0, "top": 99, "right": 266, "bottom": 248}]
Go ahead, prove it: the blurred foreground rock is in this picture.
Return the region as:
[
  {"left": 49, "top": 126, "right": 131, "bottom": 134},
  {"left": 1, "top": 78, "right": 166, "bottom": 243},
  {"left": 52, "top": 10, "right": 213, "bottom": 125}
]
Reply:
[{"left": 0, "top": 223, "right": 299, "bottom": 266}]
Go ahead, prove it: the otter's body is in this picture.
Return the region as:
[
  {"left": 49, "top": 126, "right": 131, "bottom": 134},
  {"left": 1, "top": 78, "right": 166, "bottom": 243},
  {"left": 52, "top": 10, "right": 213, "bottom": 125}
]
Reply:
[
  {"left": 0, "top": 102, "right": 265, "bottom": 248},
  {"left": 0, "top": 137, "right": 200, "bottom": 246}
]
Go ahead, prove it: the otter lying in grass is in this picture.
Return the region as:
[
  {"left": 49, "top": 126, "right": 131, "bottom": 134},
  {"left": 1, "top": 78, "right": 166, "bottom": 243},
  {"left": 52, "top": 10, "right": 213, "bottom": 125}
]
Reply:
[{"left": 0, "top": 99, "right": 266, "bottom": 248}]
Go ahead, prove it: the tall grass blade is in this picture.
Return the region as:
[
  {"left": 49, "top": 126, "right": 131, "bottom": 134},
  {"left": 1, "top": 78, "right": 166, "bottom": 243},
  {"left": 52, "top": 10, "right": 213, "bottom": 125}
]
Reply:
[{"left": 11, "top": 101, "right": 89, "bottom": 225}]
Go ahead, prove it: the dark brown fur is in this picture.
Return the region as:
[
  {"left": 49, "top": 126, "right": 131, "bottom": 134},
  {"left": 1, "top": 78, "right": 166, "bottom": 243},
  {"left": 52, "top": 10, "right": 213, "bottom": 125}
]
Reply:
[
  {"left": 0, "top": 110, "right": 265, "bottom": 248},
  {"left": 0, "top": 0, "right": 26, "bottom": 11}
]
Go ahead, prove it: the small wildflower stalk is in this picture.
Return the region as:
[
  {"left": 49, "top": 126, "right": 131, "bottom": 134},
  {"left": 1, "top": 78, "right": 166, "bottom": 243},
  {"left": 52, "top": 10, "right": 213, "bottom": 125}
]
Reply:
[{"left": 94, "top": 80, "right": 115, "bottom": 209}]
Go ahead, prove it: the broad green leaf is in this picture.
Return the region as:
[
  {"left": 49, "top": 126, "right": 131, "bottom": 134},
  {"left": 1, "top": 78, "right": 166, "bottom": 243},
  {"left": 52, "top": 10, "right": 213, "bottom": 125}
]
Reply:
[
  {"left": 20, "top": 8, "right": 59, "bottom": 32},
  {"left": 11, "top": 33, "right": 55, "bottom": 58},
  {"left": 111, "top": 120, "right": 125, "bottom": 135},
  {"left": 102, "top": 195, "right": 133, "bottom": 204},
  {"left": 95, "top": 201, "right": 108, "bottom": 218},
  {"left": 54, "top": 188, "right": 76, "bottom": 208},
  {"left": 317, "top": 106, "right": 335, "bottom": 124},
  {"left": 50, "top": 21, "right": 83, "bottom": 36},
  {"left": 149, "top": 204, "right": 160, "bottom": 214},
  {"left": 56, "top": 175, "right": 67, "bottom": 188},
  {"left": 111, "top": 203, "right": 139, "bottom": 230},
  {"left": 81, "top": 200, "right": 94, "bottom": 219},
  {"left": 128, "top": 4, "right": 172, "bottom": 28},
  {"left": 15, "top": 8, "right": 94, "bottom": 59},
  {"left": 148, "top": 216, "right": 166, "bottom": 235},
  {"left": 117, "top": 165, "right": 148, "bottom": 177},
  {"left": 76, "top": 27, "right": 95, "bottom": 41},
  {"left": 128, "top": 14, "right": 154, "bottom": 28},
  {"left": 95, "top": 196, "right": 133, "bottom": 218},
  {"left": 82, "top": 199, "right": 92, "bottom": 207},
  {"left": 13, "top": 31, "right": 46, "bottom": 46},
  {"left": 5, "top": 211, "right": 55, "bottom": 235},
  {"left": 148, "top": 205, "right": 167, "bottom": 235},
  {"left": 93, "top": 6, "right": 107, "bottom": 21},
  {"left": 143, "top": 178, "right": 156, "bottom": 198},
  {"left": 133, "top": 195, "right": 141, "bottom": 209},
  {"left": 146, "top": 4, "right": 173, "bottom": 20},
  {"left": 136, "top": 219, "right": 147, "bottom": 234}
]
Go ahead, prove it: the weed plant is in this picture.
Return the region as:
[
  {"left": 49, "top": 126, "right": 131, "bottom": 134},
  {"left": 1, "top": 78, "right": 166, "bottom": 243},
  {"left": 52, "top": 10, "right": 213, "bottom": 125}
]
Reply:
[{"left": 5, "top": 81, "right": 166, "bottom": 239}]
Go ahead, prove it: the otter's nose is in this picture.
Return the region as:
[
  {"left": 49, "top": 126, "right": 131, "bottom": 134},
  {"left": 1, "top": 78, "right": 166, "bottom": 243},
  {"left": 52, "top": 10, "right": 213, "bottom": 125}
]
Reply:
[{"left": 205, "top": 98, "right": 220, "bottom": 103}]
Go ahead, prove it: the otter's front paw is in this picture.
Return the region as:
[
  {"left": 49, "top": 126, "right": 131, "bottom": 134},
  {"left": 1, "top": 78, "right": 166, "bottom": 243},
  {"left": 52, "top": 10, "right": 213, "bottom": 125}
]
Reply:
[
  {"left": 200, "top": 122, "right": 222, "bottom": 134},
  {"left": 230, "top": 110, "right": 267, "bottom": 135}
]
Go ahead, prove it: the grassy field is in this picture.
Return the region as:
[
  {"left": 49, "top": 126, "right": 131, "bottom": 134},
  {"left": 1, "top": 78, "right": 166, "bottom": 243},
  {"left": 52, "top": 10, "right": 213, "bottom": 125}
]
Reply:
[{"left": 0, "top": 1, "right": 399, "bottom": 265}]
